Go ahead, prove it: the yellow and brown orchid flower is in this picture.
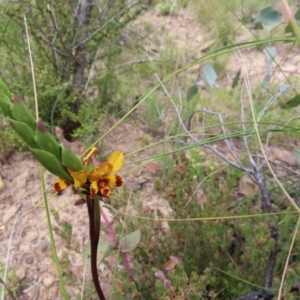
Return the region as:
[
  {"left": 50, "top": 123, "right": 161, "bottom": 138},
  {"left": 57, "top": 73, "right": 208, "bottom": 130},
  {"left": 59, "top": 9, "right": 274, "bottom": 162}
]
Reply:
[{"left": 54, "top": 147, "right": 124, "bottom": 198}]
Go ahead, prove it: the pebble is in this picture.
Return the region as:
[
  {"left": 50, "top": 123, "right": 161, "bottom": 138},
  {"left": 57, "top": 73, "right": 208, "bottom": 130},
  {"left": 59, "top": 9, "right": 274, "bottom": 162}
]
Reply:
[
  {"left": 15, "top": 268, "right": 26, "bottom": 280},
  {"left": 43, "top": 276, "right": 54, "bottom": 287}
]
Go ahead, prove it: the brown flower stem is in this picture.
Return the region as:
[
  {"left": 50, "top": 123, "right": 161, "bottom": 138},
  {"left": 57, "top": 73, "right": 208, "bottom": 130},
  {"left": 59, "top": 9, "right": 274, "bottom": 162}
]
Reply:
[{"left": 86, "top": 195, "right": 105, "bottom": 300}]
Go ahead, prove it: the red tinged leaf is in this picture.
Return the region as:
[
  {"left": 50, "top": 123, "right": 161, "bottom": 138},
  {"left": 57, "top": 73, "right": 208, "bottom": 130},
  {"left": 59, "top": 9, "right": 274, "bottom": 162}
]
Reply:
[
  {"left": 146, "top": 162, "right": 159, "bottom": 173},
  {"left": 154, "top": 271, "right": 166, "bottom": 281},
  {"left": 165, "top": 255, "right": 183, "bottom": 271},
  {"left": 165, "top": 260, "right": 176, "bottom": 271},
  {"left": 169, "top": 255, "right": 181, "bottom": 264},
  {"left": 164, "top": 279, "right": 173, "bottom": 290}
]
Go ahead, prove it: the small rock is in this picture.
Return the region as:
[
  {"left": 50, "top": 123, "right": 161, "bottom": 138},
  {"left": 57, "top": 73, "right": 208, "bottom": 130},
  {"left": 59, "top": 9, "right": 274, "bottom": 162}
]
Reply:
[
  {"left": 40, "top": 239, "right": 49, "bottom": 252},
  {"left": 0, "top": 175, "right": 4, "bottom": 191},
  {"left": 43, "top": 276, "right": 54, "bottom": 287},
  {"left": 3, "top": 205, "right": 18, "bottom": 222},
  {"left": 15, "top": 268, "right": 26, "bottom": 280}
]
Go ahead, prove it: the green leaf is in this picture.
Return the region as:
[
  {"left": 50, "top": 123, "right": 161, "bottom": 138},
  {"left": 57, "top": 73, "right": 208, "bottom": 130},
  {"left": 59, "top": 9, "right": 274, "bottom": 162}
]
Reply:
[
  {"left": 255, "top": 7, "right": 282, "bottom": 31},
  {"left": 31, "top": 148, "right": 73, "bottom": 182},
  {"left": 281, "top": 94, "right": 300, "bottom": 109},
  {"left": 10, "top": 94, "right": 36, "bottom": 130},
  {"left": 0, "top": 79, "right": 11, "bottom": 98},
  {"left": 9, "top": 119, "right": 39, "bottom": 149},
  {"left": 0, "top": 92, "right": 14, "bottom": 119},
  {"left": 285, "top": 8, "right": 300, "bottom": 34},
  {"left": 82, "top": 238, "right": 115, "bottom": 265},
  {"left": 285, "top": 23, "right": 300, "bottom": 34},
  {"left": 61, "top": 147, "right": 85, "bottom": 172},
  {"left": 120, "top": 229, "right": 142, "bottom": 253},
  {"left": 231, "top": 69, "right": 241, "bottom": 89},
  {"left": 34, "top": 121, "right": 62, "bottom": 161},
  {"left": 186, "top": 85, "right": 198, "bottom": 102}
]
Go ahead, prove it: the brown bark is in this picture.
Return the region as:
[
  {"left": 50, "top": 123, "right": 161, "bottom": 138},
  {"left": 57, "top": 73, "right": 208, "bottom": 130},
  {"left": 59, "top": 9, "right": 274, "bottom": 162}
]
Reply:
[{"left": 63, "top": 0, "right": 94, "bottom": 140}]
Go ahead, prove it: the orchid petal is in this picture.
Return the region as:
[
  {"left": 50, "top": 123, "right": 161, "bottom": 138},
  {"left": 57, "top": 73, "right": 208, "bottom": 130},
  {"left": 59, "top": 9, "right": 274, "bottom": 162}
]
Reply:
[
  {"left": 68, "top": 169, "right": 88, "bottom": 187},
  {"left": 105, "top": 174, "right": 123, "bottom": 187},
  {"left": 53, "top": 178, "right": 71, "bottom": 193},
  {"left": 90, "top": 181, "right": 99, "bottom": 199},
  {"left": 88, "top": 162, "right": 113, "bottom": 181},
  {"left": 98, "top": 182, "right": 112, "bottom": 197},
  {"left": 108, "top": 151, "right": 124, "bottom": 171}
]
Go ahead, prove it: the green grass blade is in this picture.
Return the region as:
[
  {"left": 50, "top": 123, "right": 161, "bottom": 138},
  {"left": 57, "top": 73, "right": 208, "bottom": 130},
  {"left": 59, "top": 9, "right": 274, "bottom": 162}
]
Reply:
[{"left": 39, "top": 166, "right": 70, "bottom": 300}]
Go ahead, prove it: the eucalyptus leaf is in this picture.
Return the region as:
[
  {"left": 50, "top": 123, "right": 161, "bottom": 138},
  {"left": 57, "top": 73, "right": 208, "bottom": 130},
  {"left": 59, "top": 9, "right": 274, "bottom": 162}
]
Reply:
[
  {"left": 231, "top": 69, "right": 241, "bottom": 89},
  {"left": 263, "top": 46, "right": 276, "bottom": 74},
  {"left": 255, "top": 7, "right": 282, "bottom": 31},
  {"left": 82, "top": 238, "right": 114, "bottom": 265},
  {"left": 201, "top": 65, "right": 217, "bottom": 88},
  {"left": 281, "top": 94, "right": 300, "bottom": 109},
  {"left": 186, "top": 85, "right": 198, "bottom": 102},
  {"left": 261, "top": 73, "right": 271, "bottom": 92},
  {"left": 120, "top": 229, "right": 142, "bottom": 253}
]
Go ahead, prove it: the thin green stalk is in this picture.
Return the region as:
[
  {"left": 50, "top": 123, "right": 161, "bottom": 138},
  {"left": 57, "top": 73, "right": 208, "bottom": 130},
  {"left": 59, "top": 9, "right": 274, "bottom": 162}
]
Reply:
[{"left": 39, "top": 166, "right": 70, "bottom": 299}]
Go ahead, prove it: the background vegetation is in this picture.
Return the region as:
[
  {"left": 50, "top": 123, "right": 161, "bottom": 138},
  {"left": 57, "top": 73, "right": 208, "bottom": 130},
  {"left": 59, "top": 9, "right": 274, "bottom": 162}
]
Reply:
[{"left": 2, "top": 0, "right": 300, "bottom": 299}]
